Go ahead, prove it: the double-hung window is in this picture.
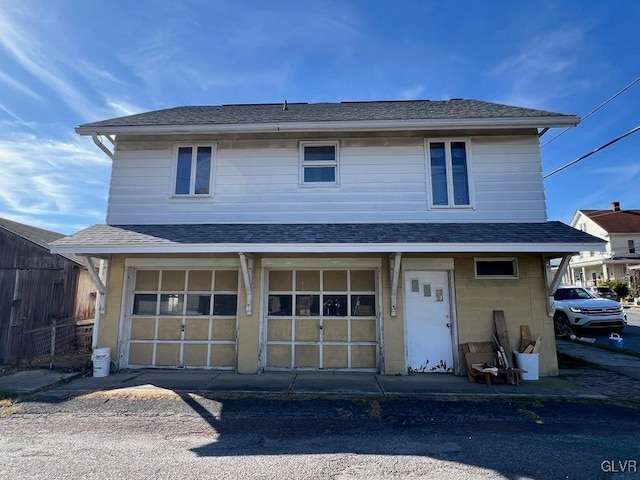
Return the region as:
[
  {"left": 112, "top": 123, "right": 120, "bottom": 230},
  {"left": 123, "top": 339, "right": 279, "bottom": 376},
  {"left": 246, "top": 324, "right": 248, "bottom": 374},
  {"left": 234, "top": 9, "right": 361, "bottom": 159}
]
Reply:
[
  {"left": 426, "top": 139, "right": 471, "bottom": 207},
  {"left": 174, "top": 145, "right": 214, "bottom": 196},
  {"left": 300, "top": 141, "right": 339, "bottom": 186}
]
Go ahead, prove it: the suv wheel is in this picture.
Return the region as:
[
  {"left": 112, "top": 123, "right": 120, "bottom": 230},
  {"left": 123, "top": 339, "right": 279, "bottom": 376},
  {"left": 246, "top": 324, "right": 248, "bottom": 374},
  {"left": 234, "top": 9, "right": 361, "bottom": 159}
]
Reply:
[{"left": 553, "top": 311, "right": 572, "bottom": 336}]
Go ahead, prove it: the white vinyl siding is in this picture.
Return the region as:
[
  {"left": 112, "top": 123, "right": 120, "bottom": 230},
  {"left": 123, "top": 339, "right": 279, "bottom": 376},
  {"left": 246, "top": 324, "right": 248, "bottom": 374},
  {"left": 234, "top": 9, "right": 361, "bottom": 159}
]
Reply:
[{"left": 107, "top": 135, "right": 547, "bottom": 224}]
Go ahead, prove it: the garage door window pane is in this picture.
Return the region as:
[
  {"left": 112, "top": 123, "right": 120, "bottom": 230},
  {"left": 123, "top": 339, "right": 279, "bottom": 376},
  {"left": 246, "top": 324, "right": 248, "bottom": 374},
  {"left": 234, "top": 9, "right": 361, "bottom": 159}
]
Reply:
[
  {"left": 213, "top": 294, "right": 238, "bottom": 316},
  {"left": 323, "top": 295, "right": 347, "bottom": 316},
  {"left": 160, "top": 294, "right": 184, "bottom": 315},
  {"left": 351, "top": 295, "right": 376, "bottom": 316},
  {"left": 133, "top": 294, "right": 157, "bottom": 315},
  {"left": 186, "top": 294, "right": 211, "bottom": 315},
  {"left": 269, "top": 295, "right": 292, "bottom": 315}
]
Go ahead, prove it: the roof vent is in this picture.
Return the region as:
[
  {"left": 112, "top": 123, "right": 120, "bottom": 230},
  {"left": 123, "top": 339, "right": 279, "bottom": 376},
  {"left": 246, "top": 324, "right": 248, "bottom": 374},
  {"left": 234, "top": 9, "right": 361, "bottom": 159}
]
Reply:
[
  {"left": 282, "top": 100, "right": 288, "bottom": 111},
  {"left": 611, "top": 201, "right": 621, "bottom": 212}
]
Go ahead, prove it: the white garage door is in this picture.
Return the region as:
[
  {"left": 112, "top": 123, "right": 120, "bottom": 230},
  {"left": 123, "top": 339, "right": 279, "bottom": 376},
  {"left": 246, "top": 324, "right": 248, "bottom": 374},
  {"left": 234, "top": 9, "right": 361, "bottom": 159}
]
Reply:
[
  {"left": 264, "top": 269, "right": 379, "bottom": 371},
  {"left": 127, "top": 269, "right": 238, "bottom": 368}
]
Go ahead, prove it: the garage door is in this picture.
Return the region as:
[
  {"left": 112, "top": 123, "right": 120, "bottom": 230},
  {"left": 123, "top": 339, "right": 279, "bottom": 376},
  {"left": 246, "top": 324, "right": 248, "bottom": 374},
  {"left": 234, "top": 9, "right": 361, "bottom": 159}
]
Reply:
[
  {"left": 128, "top": 269, "right": 238, "bottom": 368},
  {"left": 265, "top": 269, "right": 378, "bottom": 371}
]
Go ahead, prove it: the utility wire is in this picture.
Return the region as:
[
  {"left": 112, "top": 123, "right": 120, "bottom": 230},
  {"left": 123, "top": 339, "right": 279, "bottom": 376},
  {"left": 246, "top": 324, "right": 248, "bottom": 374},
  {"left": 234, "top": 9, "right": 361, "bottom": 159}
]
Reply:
[
  {"left": 543, "top": 124, "right": 640, "bottom": 179},
  {"left": 541, "top": 75, "right": 640, "bottom": 148}
]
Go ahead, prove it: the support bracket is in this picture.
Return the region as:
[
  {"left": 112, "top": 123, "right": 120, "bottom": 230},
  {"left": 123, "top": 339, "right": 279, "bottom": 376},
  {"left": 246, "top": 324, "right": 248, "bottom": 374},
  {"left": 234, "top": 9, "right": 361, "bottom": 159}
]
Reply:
[
  {"left": 545, "top": 254, "right": 572, "bottom": 316},
  {"left": 389, "top": 253, "right": 402, "bottom": 317},
  {"left": 239, "top": 253, "right": 254, "bottom": 315},
  {"left": 80, "top": 255, "right": 107, "bottom": 314}
]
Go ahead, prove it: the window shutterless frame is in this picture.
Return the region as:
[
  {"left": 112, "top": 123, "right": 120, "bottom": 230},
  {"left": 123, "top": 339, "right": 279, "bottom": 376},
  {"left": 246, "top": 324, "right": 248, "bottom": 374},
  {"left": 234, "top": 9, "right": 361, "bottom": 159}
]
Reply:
[
  {"left": 171, "top": 144, "right": 216, "bottom": 197},
  {"left": 474, "top": 258, "right": 519, "bottom": 279},
  {"left": 299, "top": 140, "right": 340, "bottom": 187},
  {"left": 424, "top": 138, "right": 474, "bottom": 209}
]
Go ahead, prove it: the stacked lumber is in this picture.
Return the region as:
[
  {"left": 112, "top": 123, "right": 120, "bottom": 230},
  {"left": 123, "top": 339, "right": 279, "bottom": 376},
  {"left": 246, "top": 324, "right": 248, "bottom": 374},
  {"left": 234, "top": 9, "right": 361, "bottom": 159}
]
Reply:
[{"left": 518, "top": 325, "right": 542, "bottom": 353}]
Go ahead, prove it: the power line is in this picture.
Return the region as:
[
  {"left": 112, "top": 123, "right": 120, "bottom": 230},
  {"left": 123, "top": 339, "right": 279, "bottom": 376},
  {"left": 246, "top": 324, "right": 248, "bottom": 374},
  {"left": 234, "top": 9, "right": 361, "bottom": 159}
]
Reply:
[
  {"left": 541, "top": 75, "right": 640, "bottom": 148},
  {"left": 543, "top": 124, "right": 640, "bottom": 179}
]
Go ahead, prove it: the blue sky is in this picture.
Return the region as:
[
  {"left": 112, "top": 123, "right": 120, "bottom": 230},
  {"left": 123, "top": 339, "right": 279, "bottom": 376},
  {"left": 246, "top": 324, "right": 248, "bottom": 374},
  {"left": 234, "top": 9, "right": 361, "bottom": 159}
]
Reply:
[{"left": 0, "top": 0, "right": 638, "bottom": 234}]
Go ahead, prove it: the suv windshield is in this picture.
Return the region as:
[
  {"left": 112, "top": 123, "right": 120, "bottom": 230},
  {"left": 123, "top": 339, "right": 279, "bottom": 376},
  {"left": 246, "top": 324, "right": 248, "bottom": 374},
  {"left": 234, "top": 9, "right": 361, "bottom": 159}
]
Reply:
[{"left": 554, "top": 287, "right": 595, "bottom": 301}]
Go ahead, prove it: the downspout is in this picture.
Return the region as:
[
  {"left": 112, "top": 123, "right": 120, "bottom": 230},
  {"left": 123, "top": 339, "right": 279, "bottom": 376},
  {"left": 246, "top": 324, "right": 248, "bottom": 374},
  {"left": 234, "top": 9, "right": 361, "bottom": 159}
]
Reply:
[{"left": 91, "top": 132, "right": 115, "bottom": 160}]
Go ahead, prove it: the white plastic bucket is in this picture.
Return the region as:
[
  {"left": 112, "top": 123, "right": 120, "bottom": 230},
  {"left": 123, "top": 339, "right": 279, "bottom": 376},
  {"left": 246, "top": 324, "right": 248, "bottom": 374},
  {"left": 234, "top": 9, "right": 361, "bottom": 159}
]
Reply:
[
  {"left": 513, "top": 350, "right": 539, "bottom": 381},
  {"left": 92, "top": 347, "right": 111, "bottom": 378}
]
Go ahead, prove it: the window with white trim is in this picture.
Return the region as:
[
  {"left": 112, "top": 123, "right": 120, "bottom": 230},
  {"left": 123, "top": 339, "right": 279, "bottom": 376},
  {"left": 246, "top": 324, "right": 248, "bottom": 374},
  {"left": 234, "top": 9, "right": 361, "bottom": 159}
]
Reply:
[
  {"left": 426, "top": 139, "right": 471, "bottom": 207},
  {"left": 300, "top": 141, "right": 339, "bottom": 186},
  {"left": 629, "top": 239, "right": 636, "bottom": 254},
  {"left": 474, "top": 258, "right": 519, "bottom": 279},
  {"left": 174, "top": 145, "right": 213, "bottom": 196}
]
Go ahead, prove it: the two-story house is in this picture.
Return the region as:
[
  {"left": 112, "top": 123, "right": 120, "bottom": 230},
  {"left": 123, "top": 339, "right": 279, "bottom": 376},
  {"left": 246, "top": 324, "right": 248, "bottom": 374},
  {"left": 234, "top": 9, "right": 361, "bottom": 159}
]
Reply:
[
  {"left": 563, "top": 201, "right": 640, "bottom": 291},
  {"left": 50, "top": 100, "right": 603, "bottom": 377}
]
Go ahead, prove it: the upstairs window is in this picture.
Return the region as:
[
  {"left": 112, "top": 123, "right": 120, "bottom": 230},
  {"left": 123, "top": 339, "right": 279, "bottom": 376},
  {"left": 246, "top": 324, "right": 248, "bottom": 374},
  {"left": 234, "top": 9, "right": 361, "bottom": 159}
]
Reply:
[
  {"left": 629, "top": 240, "right": 636, "bottom": 254},
  {"left": 426, "top": 139, "right": 471, "bottom": 207},
  {"left": 475, "top": 258, "right": 518, "bottom": 279},
  {"left": 300, "top": 141, "right": 339, "bottom": 186},
  {"left": 174, "top": 145, "right": 213, "bottom": 196}
]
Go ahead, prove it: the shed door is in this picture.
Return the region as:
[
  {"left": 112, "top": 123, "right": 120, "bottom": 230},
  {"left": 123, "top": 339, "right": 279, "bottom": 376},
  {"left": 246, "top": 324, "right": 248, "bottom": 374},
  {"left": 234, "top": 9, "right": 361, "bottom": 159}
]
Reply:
[{"left": 404, "top": 271, "right": 453, "bottom": 373}]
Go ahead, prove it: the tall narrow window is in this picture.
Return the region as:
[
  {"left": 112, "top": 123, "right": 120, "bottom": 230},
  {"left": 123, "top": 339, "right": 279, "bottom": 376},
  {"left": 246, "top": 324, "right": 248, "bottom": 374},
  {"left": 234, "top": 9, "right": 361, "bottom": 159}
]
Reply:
[
  {"left": 427, "top": 140, "right": 471, "bottom": 207},
  {"left": 174, "top": 146, "right": 213, "bottom": 196},
  {"left": 629, "top": 240, "right": 636, "bottom": 254},
  {"left": 300, "top": 141, "right": 339, "bottom": 186}
]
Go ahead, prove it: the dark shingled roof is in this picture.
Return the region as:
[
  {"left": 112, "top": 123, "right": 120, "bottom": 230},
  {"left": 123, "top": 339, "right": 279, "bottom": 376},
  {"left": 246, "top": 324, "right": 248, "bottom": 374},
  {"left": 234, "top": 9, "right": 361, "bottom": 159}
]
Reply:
[
  {"left": 50, "top": 222, "right": 602, "bottom": 251},
  {"left": 582, "top": 209, "right": 640, "bottom": 233},
  {"left": 0, "top": 217, "right": 82, "bottom": 264},
  {"left": 78, "top": 99, "right": 575, "bottom": 130}
]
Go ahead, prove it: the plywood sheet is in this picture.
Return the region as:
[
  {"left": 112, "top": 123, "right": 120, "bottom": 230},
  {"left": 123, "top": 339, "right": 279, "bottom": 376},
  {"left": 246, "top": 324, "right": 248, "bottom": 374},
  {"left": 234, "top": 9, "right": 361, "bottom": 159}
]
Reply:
[
  {"left": 188, "top": 270, "right": 212, "bottom": 291},
  {"left": 212, "top": 318, "right": 236, "bottom": 340},
  {"left": 295, "top": 345, "right": 320, "bottom": 368},
  {"left": 267, "top": 344, "right": 291, "bottom": 368},
  {"left": 211, "top": 344, "right": 235, "bottom": 366},
  {"left": 130, "top": 317, "right": 155, "bottom": 340},
  {"left": 184, "top": 318, "right": 209, "bottom": 340},
  {"left": 323, "top": 319, "right": 348, "bottom": 341},
  {"left": 351, "top": 319, "right": 376, "bottom": 342},
  {"left": 183, "top": 344, "right": 208, "bottom": 366},
  {"left": 156, "top": 343, "right": 180, "bottom": 366},
  {"left": 351, "top": 345, "right": 376, "bottom": 368},
  {"left": 323, "top": 271, "right": 347, "bottom": 291},
  {"left": 267, "top": 319, "right": 292, "bottom": 341},
  {"left": 269, "top": 270, "right": 292, "bottom": 291},
  {"left": 129, "top": 343, "right": 153, "bottom": 365},
  {"left": 158, "top": 318, "right": 182, "bottom": 340},
  {"left": 162, "top": 270, "right": 185, "bottom": 291},
  {"left": 135, "top": 270, "right": 159, "bottom": 291},
  {"left": 296, "top": 271, "right": 320, "bottom": 291},
  {"left": 295, "top": 319, "right": 320, "bottom": 341},
  {"left": 215, "top": 270, "right": 238, "bottom": 291},
  {"left": 323, "top": 345, "right": 348, "bottom": 368},
  {"left": 351, "top": 270, "right": 375, "bottom": 291}
]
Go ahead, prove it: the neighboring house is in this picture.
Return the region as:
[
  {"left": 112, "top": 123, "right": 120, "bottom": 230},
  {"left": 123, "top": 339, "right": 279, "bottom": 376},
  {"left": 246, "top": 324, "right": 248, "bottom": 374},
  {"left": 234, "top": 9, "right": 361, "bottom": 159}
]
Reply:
[
  {"left": 563, "top": 202, "right": 640, "bottom": 291},
  {"left": 0, "top": 218, "right": 96, "bottom": 364},
  {"left": 49, "top": 99, "right": 603, "bottom": 377}
]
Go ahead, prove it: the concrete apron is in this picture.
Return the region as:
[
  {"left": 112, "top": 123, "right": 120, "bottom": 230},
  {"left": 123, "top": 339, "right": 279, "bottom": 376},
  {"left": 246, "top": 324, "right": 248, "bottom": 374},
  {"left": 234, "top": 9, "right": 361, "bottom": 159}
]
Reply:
[{"left": 15, "top": 369, "right": 604, "bottom": 400}]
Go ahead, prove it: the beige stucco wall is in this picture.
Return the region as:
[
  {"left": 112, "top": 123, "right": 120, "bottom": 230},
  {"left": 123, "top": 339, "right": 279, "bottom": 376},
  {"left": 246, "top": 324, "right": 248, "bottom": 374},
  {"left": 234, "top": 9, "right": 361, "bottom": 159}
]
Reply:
[
  {"left": 96, "top": 252, "right": 557, "bottom": 377},
  {"left": 454, "top": 253, "right": 558, "bottom": 376}
]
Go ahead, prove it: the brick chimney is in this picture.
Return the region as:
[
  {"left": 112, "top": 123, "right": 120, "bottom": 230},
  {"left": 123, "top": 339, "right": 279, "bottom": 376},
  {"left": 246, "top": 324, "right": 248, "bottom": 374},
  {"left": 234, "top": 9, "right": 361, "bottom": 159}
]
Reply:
[{"left": 611, "top": 201, "right": 621, "bottom": 212}]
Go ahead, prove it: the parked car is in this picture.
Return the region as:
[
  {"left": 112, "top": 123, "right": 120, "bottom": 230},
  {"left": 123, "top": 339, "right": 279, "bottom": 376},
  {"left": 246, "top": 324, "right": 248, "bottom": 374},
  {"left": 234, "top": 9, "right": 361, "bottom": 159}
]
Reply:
[
  {"left": 552, "top": 285, "right": 626, "bottom": 336},
  {"left": 584, "top": 285, "right": 618, "bottom": 301}
]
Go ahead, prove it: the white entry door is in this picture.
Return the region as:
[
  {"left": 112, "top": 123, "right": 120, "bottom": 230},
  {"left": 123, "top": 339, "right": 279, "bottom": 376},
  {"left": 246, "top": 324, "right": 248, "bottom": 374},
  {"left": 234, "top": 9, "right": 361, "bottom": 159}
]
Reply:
[{"left": 404, "top": 271, "right": 453, "bottom": 373}]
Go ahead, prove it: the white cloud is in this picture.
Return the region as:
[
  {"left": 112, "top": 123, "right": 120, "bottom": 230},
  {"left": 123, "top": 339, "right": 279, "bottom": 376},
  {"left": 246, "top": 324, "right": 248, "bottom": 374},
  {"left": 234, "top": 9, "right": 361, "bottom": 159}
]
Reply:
[
  {"left": 104, "top": 98, "right": 146, "bottom": 118},
  {"left": 0, "top": 70, "right": 42, "bottom": 100},
  {"left": 0, "top": 134, "right": 110, "bottom": 232},
  {"left": 398, "top": 85, "right": 424, "bottom": 100}
]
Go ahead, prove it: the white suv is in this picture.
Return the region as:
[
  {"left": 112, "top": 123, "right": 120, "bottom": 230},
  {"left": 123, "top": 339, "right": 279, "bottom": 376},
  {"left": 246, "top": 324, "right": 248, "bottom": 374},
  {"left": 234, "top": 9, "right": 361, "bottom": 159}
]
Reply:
[{"left": 552, "top": 285, "right": 626, "bottom": 336}]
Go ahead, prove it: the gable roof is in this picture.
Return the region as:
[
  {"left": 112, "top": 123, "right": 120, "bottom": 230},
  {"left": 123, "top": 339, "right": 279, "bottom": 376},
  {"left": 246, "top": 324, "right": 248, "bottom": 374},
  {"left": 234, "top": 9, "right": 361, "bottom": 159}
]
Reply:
[
  {"left": 0, "top": 217, "right": 82, "bottom": 265},
  {"left": 76, "top": 99, "right": 579, "bottom": 135},
  {"left": 49, "top": 222, "right": 603, "bottom": 255},
  {"left": 581, "top": 209, "right": 640, "bottom": 234}
]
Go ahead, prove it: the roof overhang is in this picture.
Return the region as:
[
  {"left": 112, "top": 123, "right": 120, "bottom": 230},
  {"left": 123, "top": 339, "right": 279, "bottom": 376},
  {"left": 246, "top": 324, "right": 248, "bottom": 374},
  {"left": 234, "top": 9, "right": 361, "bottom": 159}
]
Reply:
[
  {"left": 50, "top": 241, "right": 602, "bottom": 256},
  {"left": 76, "top": 116, "right": 579, "bottom": 137}
]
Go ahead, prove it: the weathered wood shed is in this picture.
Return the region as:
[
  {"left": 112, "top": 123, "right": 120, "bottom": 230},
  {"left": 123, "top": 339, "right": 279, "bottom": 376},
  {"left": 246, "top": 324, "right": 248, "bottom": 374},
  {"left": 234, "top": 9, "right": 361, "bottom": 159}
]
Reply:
[{"left": 0, "top": 218, "right": 96, "bottom": 364}]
